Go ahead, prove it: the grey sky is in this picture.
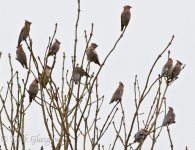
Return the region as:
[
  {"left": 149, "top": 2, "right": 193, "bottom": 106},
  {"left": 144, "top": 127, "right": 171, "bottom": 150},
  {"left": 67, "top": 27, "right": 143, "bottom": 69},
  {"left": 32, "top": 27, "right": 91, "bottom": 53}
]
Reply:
[{"left": 0, "top": 0, "right": 194, "bottom": 149}]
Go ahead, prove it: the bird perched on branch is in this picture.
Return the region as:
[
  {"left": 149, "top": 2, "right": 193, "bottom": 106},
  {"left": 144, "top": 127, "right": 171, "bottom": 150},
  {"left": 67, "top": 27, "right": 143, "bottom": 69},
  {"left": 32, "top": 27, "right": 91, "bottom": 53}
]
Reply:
[
  {"left": 109, "top": 82, "right": 124, "bottom": 104},
  {"left": 134, "top": 129, "right": 148, "bottom": 143},
  {"left": 162, "top": 107, "right": 176, "bottom": 126},
  {"left": 169, "top": 60, "right": 183, "bottom": 81},
  {"left": 16, "top": 44, "right": 28, "bottom": 69},
  {"left": 121, "top": 5, "right": 132, "bottom": 31},
  {"left": 40, "top": 65, "right": 51, "bottom": 88},
  {"left": 29, "top": 78, "right": 39, "bottom": 103},
  {"left": 47, "top": 39, "right": 61, "bottom": 57},
  {"left": 161, "top": 58, "right": 173, "bottom": 77},
  {"left": 18, "top": 20, "right": 31, "bottom": 45},
  {"left": 86, "top": 43, "right": 100, "bottom": 66},
  {"left": 73, "top": 64, "right": 90, "bottom": 84}
]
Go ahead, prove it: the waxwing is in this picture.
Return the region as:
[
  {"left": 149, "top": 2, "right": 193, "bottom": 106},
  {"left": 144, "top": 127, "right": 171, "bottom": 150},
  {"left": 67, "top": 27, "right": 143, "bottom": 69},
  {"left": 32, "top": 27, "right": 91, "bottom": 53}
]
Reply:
[
  {"left": 161, "top": 58, "right": 173, "bottom": 77},
  {"left": 169, "top": 60, "right": 183, "bottom": 81},
  {"left": 73, "top": 64, "right": 90, "bottom": 84},
  {"left": 134, "top": 129, "right": 148, "bottom": 143},
  {"left": 121, "top": 5, "right": 132, "bottom": 31},
  {"left": 162, "top": 107, "right": 176, "bottom": 126},
  {"left": 18, "top": 20, "right": 31, "bottom": 45},
  {"left": 16, "top": 44, "right": 28, "bottom": 69},
  {"left": 109, "top": 81, "right": 124, "bottom": 104},
  {"left": 29, "top": 78, "right": 39, "bottom": 103},
  {"left": 48, "top": 39, "right": 61, "bottom": 57},
  {"left": 86, "top": 43, "right": 100, "bottom": 66}
]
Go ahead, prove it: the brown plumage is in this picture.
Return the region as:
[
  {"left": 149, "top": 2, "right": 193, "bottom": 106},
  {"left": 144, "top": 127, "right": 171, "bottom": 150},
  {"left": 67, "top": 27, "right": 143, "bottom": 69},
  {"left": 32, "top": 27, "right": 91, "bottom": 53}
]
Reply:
[
  {"left": 162, "top": 107, "right": 176, "bottom": 126},
  {"left": 48, "top": 39, "right": 61, "bottom": 57},
  {"left": 86, "top": 43, "right": 100, "bottom": 66},
  {"left": 16, "top": 44, "right": 28, "bottom": 69},
  {"left": 18, "top": 20, "right": 31, "bottom": 45},
  {"left": 73, "top": 64, "right": 90, "bottom": 84},
  {"left": 29, "top": 78, "right": 39, "bottom": 103},
  {"left": 169, "top": 60, "right": 183, "bottom": 81},
  {"left": 40, "top": 65, "right": 51, "bottom": 88},
  {"left": 161, "top": 58, "right": 173, "bottom": 77},
  {"left": 121, "top": 5, "right": 132, "bottom": 31},
  {"left": 134, "top": 129, "right": 148, "bottom": 143},
  {"left": 109, "top": 82, "right": 124, "bottom": 104}
]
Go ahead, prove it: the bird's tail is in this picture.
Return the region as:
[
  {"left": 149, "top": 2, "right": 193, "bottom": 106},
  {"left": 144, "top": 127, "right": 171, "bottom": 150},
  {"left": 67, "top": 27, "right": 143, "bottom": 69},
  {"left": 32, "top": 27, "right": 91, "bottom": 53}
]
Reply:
[
  {"left": 29, "top": 95, "right": 32, "bottom": 103},
  {"left": 83, "top": 71, "right": 90, "bottom": 77}
]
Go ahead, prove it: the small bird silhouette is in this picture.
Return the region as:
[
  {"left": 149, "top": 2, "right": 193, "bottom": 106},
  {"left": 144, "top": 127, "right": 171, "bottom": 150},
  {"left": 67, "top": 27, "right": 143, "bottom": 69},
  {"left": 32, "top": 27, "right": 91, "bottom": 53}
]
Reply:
[
  {"left": 134, "top": 129, "right": 148, "bottom": 143},
  {"left": 121, "top": 5, "right": 132, "bottom": 31},
  {"left": 161, "top": 58, "right": 173, "bottom": 77},
  {"left": 40, "top": 65, "right": 51, "bottom": 88},
  {"left": 18, "top": 20, "right": 31, "bottom": 45},
  {"left": 109, "top": 82, "right": 124, "bottom": 104},
  {"left": 29, "top": 78, "right": 39, "bottom": 103},
  {"left": 162, "top": 107, "right": 176, "bottom": 126},
  {"left": 169, "top": 60, "right": 183, "bottom": 81},
  {"left": 73, "top": 64, "right": 90, "bottom": 84},
  {"left": 48, "top": 39, "right": 61, "bottom": 57},
  {"left": 16, "top": 44, "right": 28, "bottom": 69},
  {"left": 86, "top": 43, "right": 100, "bottom": 66}
]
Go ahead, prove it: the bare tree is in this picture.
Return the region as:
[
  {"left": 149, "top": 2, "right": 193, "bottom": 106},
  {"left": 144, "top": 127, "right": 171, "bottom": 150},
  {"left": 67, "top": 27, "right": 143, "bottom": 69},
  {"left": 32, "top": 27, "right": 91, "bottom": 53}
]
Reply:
[{"left": 0, "top": 1, "right": 186, "bottom": 150}]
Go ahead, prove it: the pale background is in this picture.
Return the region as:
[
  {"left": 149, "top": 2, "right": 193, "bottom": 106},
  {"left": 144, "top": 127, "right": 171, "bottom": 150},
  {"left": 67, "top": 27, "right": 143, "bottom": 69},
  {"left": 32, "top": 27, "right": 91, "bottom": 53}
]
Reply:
[{"left": 0, "top": 0, "right": 194, "bottom": 149}]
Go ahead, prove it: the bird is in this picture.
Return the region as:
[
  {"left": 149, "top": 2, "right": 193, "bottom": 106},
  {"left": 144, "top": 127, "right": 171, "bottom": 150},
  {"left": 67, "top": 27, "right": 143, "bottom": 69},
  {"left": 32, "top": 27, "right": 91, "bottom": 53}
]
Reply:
[
  {"left": 169, "top": 60, "right": 183, "bottom": 81},
  {"left": 162, "top": 107, "right": 176, "bottom": 126},
  {"left": 86, "top": 43, "right": 100, "bottom": 66},
  {"left": 47, "top": 39, "right": 61, "bottom": 57},
  {"left": 109, "top": 82, "right": 124, "bottom": 104},
  {"left": 73, "top": 64, "right": 90, "bottom": 84},
  {"left": 29, "top": 78, "right": 39, "bottom": 103},
  {"left": 161, "top": 58, "right": 173, "bottom": 77},
  {"left": 16, "top": 44, "right": 28, "bottom": 69},
  {"left": 40, "top": 65, "right": 51, "bottom": 88},
  {"left": 121, "top": 5, "right": 132, "bottom": 31},
  {"left": 134, "top": 129, "right": 148, "bottom": 143},
  {"left": 18, "top": 20, "right": 31, "bottom": 45}
]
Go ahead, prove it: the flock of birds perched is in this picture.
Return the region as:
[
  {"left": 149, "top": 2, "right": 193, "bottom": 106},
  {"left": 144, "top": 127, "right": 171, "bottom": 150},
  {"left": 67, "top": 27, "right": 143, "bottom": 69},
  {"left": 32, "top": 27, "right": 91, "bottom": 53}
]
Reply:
[{"left": 13, "top": 5, "right": 183, "bottom": 144}]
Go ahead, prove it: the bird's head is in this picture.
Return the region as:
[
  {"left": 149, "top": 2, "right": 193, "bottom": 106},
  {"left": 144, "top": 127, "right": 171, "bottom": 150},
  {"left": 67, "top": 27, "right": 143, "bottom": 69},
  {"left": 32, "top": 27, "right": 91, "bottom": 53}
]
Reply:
[
  {"left": 119, "top": 81, "right": 124, "bottom": 87},
  {"left": 176, "top": 60, "right": 183, "bottom": 65},
  {"left": 124, "top": 5, "right": 132, "bottom": 10},
  {"left": 55, "top": 39, "right": 61, "bottom": 44},
  {"left": 91, "top": 43, "right": 98, "bottom": 48},
  {"left": 25, "top": 20, "right": 32, "bottom": 25},
  {"left": 34, "top": 78, "right": 39, "bottom": 84},
  {"left": 168, "top": 58, "right": 173, "bottom": 63},
  {"left": 17, "top": 44, "right": 22, "bottom": 48},
  {"left": 45, "top": 65, "right": 51, "bottom": 69},
  {"left": 168, "top": 106, "right": 173, "bottom": 111}
]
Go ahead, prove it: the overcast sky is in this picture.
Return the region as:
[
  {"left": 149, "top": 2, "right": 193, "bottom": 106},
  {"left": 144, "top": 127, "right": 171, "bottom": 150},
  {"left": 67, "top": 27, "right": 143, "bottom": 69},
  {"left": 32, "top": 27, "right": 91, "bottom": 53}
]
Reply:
[{"left": 0, "top": 0, "right": 194, "bottom": 149}]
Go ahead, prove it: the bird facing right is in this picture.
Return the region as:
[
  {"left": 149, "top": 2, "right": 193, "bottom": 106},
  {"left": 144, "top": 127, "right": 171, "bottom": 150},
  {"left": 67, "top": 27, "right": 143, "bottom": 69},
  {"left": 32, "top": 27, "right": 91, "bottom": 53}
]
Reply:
[
  {"left": 169, "top": 60, "right": 183, "bottom": 81},
  {"left": 121, "top": 5, "right": 132, "bottom": 31},
  {"left": 86, "top": 43, "right": 100, "bottom": 66},
  {"left": 109, "top": 81, "right": 124, "bottom": 104},
  {"left": 162, "top": 107, "right": 176, "bottom": 126},
  {"left": 18, "top": 20, "right": 32, "bottom": 45},
  {"left": 48, "top": 39, "right": 61, "bottom": 57}
]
